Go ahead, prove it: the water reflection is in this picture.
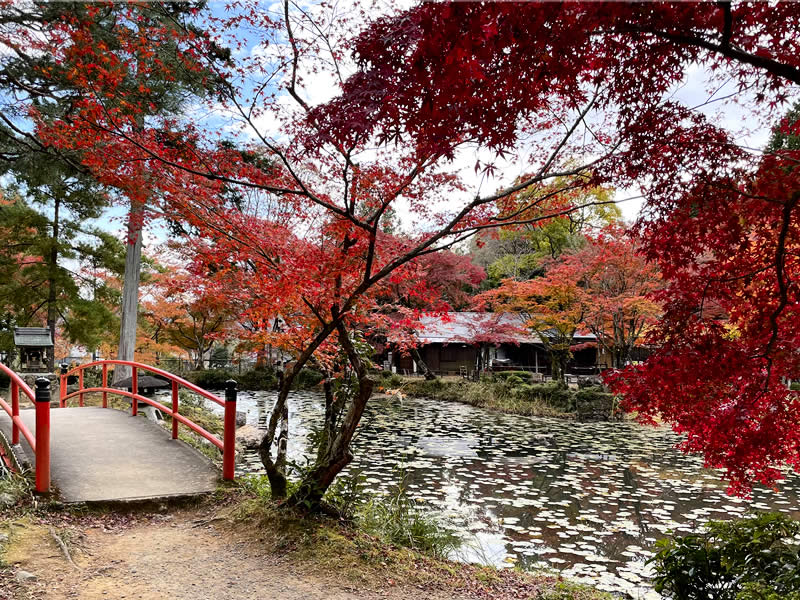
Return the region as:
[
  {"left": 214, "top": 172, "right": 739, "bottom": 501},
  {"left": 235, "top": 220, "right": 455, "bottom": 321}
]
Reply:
[{"left": 161, "top": 389, "right": 800, "bottom": 598}]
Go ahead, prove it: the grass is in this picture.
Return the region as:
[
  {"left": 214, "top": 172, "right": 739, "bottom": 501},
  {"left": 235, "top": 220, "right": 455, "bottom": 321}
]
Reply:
[
  {"left": 223, "top": 480, "right": 612, "bottom": 599},
  {"left": 0, "top": 472, "right": 31, "bottom": 508},
  {"left": 392, "top": 376, "right": 619, "bottom": 420},
  {"left": 398, "top": 378, "right": 574, "bottom": 417}
]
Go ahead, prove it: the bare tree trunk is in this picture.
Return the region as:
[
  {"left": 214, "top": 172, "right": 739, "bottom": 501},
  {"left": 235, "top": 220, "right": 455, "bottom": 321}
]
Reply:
[
  {"left": 287, "top": 322, "right": 374, "bottom": 511},
  {"left": 114, "top": 202, "right": 143, "bottom": 384},
  {"left": 410, "top": 347, "right": 436, "bottom": 380},
  {"left": 259, "top": 369, "right": 289, "bottom": 498},
  {"left": 46, "top": 197, "right": 60, "bottom": 372},
  {"left": 257, "top": 319, "right": 340, "bottom": 499}
]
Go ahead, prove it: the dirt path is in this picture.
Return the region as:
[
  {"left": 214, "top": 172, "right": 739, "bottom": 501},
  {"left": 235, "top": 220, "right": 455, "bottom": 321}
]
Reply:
[{"left": 3, "top": 513, "right": 456, "bottom": 600}]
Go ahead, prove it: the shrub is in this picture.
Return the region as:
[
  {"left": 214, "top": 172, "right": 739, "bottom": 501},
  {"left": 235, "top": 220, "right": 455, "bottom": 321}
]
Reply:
[
  {"left": 186, "top": 367, "right": 281, "bottom": 391},
  {"left": 493, "top": 370, "right": 534, "bottom": 383},
  {"left": 238, "top": 367, "right": 277, "bottom": 390},
  {"left": 208, "top": 346, "right": 229, "bottom": 368},
  {"left": 403, "top": 378, "right": 448, "bottom": 398},
  {"left": 649, "top": 513, "right": 800, "bottom": 600},
  {"left": 791, "top": 381, "right": 800, "bottom": 391},
  {"left": 294, "top": 367, "right": 324, "bottom": 389},
  {"left": 376, "top": 370, "right": 403, "bottom": 388},
  {"left": 511, "top": 381, "right": 573, "bottom": 411},
  {"left": 504, "top": 375, "right": 524, "bottom": 386},
  {"left": 0, "top": 370, "right": 10, "bottom": 388},
  {"left": 186, "top": 369, "right": 238, "bottom": 390},
  {"left": 575, "top": 386, "right": 616, "bottom": 421}
]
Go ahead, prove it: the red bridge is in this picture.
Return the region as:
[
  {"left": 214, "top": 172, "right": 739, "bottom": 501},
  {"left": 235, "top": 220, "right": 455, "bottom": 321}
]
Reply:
[{"left": 0, "top": 360, "right": 238, "bottom": 502}]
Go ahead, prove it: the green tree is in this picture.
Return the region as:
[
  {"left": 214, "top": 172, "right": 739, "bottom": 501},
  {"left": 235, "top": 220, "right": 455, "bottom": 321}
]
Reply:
[
  {"left": 0, "top": 1, "right": 228, "bottom": 377},
  {"left": 472, "top": 176, "right": 620, "bottom": 286},
  {"left": 0, "top": 180, "right": 124, "bottom": 369}
]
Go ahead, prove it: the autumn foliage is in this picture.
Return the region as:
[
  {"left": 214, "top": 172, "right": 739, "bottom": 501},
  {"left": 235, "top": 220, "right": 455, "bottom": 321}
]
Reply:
[
  {"left": 2, "top": 0, "right": 800, "bottom": 499},
  {"left": 334, "top": 1, "right": 800, "bottom": 492}
]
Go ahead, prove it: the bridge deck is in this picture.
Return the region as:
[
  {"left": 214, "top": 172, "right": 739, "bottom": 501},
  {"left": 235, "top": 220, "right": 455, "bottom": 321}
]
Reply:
[{"left": 0, "top": 406, "right": 219, "bottom": 503}]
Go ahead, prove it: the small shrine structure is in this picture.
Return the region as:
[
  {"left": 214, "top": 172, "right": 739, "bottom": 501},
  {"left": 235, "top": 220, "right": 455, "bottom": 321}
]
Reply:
[{"left": 13, "top": 327, "right": 53, "bottom": 373}]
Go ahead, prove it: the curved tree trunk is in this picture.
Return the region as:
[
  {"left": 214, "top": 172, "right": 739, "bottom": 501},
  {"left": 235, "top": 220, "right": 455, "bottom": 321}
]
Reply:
[
  {"left": 286, "top": 322, "right": 374, "bottom": 511},
  {"left": 410, "top": 346, "right": 437, "bottom": 380}
]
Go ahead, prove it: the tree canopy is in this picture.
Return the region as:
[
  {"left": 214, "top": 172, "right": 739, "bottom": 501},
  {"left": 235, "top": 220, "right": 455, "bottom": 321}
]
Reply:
[{"left": 1, "top": 0, "right": 799, "bottom": 499}]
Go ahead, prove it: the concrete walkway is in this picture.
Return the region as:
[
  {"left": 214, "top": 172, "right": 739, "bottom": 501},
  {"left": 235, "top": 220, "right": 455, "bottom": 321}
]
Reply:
[{"left": 0, "top": 406, "right": 219, "bottom": 502}]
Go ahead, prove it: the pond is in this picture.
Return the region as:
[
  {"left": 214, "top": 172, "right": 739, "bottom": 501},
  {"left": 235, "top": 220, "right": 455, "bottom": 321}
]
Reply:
[{"left": 165, "top": 389, "right": 800, "bottom": 599}]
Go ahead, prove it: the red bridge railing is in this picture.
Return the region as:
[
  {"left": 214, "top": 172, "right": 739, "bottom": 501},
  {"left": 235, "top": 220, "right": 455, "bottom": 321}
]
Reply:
[
  {"left": 0, "top": 364, "right": 50, "bottom": 492},
  {"left": 1, "top": 360, "right": 237, "bottom": 494},
  {"left": 60, "top": 360, "right": 237, "bottom": 481}
]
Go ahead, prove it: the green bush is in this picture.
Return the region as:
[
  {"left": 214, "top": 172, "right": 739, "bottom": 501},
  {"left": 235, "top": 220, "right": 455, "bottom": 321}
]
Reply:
[
  {"left": 493, "top": 370, "right": 534, "bottom": 383},
  {"left": 294, "top": 367, "right": 324, "bottom": 389},
  {"left": 376, "top": 370, "right": 403, "bottom": 388},
  {"left": 511, "top": 381, "right": 573, "bottom": 410},
  {"left": 649, "top": 513, "right": 800, "bottom": 600},
  {"left": 504, "top": 375, "right": 524, "bottom": 386},
  {"left": 186, "top": 369, "right": 238, "bottom": 390},
  {"left": 404, "top": 378, "right": 448, "bottom": 397},
  {"left": 0, "top": 370, "right": 10, "bottom": 388},
  {"left": 575, "top": 386, "right": 616, "bottom": 421},
  {"left": 238, "top": 367, "right": 278, "bottom": 390},
  {"left": 791, "top": 381, "right": 800, "bottom": 391},
  {"left": 186, "top": 367, "right": 280, "bottom": 391}
]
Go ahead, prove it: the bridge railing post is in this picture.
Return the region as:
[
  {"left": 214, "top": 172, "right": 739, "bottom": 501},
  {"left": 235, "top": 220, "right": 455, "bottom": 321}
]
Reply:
[
  {"left": 34, "top": 377, "right": 51, "bottom": 493},
  {"left": 131, "top": 366, "right": 138, "bottom": 416},
  {"left": 11, "top": 380, "right": 19, "bottom": 445},
  {"left": 59, "top": 363, "right": 68, "bottom": 408},
  {"left": 223, "top": 379, "right": 237, "bottom": 480},
  {"left": 101, "top": 364, "right": 108, "bottom": 408},
  {"left": 78, "top": 368, "right": 84, "bottom": 407},
  {"left": 171, "top": 381, "right": 179, "bottom": 439}
]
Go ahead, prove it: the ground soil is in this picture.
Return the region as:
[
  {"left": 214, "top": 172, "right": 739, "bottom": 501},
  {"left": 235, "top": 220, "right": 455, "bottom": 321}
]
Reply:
[{"left": 1, "top": 510, "right": 465, "bottom": 600}]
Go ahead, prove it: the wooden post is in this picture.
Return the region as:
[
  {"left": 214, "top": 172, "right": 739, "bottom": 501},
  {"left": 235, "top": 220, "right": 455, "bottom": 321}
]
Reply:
[
  {"left": 131, "top": 366, "right": 138, "bottom": 416},
  {"left": 223, "top": 379, "right": 237, "bottom": 480},
  {"left": 34, "top": 377, "right": 51, "bottom": 493},
  {"left": 78, "top": 369, "right": 84, "bottom": 407},
  {"left": 101, "top": 364, "right": 108, "bottom": 408},
  {"left": 59, "top": 363, "right": 68, "bottom": 408},
  {"left": 11, "top": 380, "right": 19, "bottom": 445},
  {"left": 171, "top": 380, "right": 179, "bottom": 439}
]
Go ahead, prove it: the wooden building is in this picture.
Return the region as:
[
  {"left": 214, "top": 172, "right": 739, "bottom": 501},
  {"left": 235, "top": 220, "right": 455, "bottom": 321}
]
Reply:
[{"left": 387, "top": 312, "right": 607, "bottom": 377}]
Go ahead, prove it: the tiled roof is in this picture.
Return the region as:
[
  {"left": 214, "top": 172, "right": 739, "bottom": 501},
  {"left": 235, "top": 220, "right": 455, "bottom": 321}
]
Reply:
[
  {"left": 395, "top": 312, "right": 596, "bottom": 345},
  {"left": 13, "top": 327, "right": 54, "bottom": 347}
]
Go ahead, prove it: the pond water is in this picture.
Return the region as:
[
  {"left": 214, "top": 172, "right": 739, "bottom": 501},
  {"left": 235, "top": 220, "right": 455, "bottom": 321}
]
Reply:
[{"left": 163, "top": 389, "right": 800, "bottom": 599}]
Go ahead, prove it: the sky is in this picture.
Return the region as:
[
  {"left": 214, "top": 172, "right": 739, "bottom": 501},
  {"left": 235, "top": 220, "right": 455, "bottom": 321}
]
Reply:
[{"left": 104, "top": 1, "right": 792, "bottom": 254}]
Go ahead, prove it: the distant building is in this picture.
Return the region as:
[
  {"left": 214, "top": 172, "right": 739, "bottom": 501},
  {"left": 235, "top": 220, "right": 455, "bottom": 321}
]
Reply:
[
  {"left": 385, "top": 312, "right": 607, "bottom": 377},
  {"left": 13, "top": 327, "right": 54, "bottom": 373}
]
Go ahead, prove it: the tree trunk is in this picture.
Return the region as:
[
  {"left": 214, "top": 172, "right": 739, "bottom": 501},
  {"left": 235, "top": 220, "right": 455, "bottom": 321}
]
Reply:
[
  {"left": 410, "top": 346, "right": 436, "bottom": 380},
  {"left": 259, "top": 369, "right": 289, "bottom": 498},
  {"left": 46, "top": 197, "right": 60, "bottom": 372},
  {"left": 287, "top": 325, "right": 374, "bottom": 511},
  {"left": 114, "top": 202, "right": 144, "bottom": 384},
  {"left": 551, "top": 350, "right": 568, "bottom": 386}
]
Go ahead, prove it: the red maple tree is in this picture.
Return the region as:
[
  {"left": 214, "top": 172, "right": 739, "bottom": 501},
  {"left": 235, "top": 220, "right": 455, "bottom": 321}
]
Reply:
[
  {"left": 7, "top": 1, "right": 800, "bottom": 498},
  {"left": 332, "top": 1, "right": 800, "bottom": 493}
]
